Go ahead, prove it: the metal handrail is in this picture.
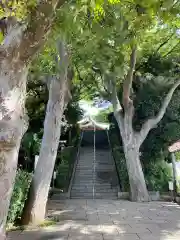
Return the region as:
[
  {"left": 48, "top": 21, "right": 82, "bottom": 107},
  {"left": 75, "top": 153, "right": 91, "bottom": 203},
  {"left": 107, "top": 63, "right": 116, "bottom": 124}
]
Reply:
[
  {"left": 93, "top": 125, "right": 96, "bottom": 199},
  {"left": 67, "top": 131, "right": 84, "bottom": 198},
  {"left": 106, "top": 130, "right": 122, "bottom": 192}
]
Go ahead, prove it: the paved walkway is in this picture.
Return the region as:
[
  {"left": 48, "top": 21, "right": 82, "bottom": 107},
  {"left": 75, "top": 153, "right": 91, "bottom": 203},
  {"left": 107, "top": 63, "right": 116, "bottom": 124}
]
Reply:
[{"left": 7, "top": 199, "right": 180, "bottom": 240}]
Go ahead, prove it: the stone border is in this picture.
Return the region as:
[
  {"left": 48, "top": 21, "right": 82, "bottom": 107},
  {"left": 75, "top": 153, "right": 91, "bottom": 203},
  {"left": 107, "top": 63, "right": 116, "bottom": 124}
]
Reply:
[{"left": 117, "top": 191, "right": 171, "bottom": 201}]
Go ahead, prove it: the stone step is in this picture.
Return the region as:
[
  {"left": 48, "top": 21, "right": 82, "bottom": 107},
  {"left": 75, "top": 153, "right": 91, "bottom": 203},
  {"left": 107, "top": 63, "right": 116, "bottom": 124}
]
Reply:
[
  {"left": 72, "top": 186, "right": 115, "bottom": 189},
  {"left": 76, "top": 162, "right": 114, "bottom": 164},
  {"left": 71, "top": 189, "right": 117, "bottom": 193},
  {"left": 73, "top": 174, "right": 95, "bottom": 177},
  {"left": 71, "top": 185, "right": 115, "bottom": 189},
  {"left": 71, "top": 187, "right": 117, "bottom": 192},
  {"left": 72, "top": 183, "right": 113, "bottom": 187},
  {"left": 73, "top": 178, "right": 94, "bottom": 182},
  {"left": 72, "top": 182, "right": 113, "bottom": 185},
  {"left": 76, "top": 168, "right": 114, "bottom": 170},
  {"left": 72, "top": 178, "right": 113, "bottom": 182},
  {"left": 71, "top": 193, "right": 117, "bottom": 199},
  {"left": 75, "top": 167, "right": 115, "bottom": 169},
  {"left": 70, "top": 144, "right": 119, "bottom": 200},
  {"left": 70, "top": 191, "right": 117, "bottom": 196}
]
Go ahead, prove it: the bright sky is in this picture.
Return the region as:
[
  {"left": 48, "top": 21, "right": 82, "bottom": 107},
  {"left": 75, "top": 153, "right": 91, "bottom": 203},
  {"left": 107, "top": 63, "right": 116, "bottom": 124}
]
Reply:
[{"left": 79, "top": 99, "right": 112, "bottom": 117}]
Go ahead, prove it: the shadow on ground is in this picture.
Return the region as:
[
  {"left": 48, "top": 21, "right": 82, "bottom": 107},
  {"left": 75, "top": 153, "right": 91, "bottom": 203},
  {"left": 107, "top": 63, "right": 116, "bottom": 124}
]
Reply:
[{"left": 7, "top": 199, "right": 180, "bottom": 240}]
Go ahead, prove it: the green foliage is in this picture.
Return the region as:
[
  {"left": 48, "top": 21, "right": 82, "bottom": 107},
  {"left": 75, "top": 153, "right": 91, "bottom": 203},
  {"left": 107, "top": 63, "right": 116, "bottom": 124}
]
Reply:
[
  {"left": 7, "top": 170, "right": 32, "bottom": 226},
  {"left": 112, "top": 147, "right": 130, "bottom": 192},
  {"left": 109, "top": 111, "right": 174, "bottom": 193},
  {"left": 175, "top": 151, "right": 180, "bottom": 162},
  {"left": 55, "top": 146, "right": 78, "bottom": 191},
  {"left": 94, "top": 107, "right": 113, "bottom": 123},
  {"left": 65, "top": 102, "right": 82, "bottom": 125},
  {"left": 133, "top": 54, "right": 180, "bottom": 160},
  {"left": 144, "top": 160, "right": 172, "bottom": 192},
  {"left": 109, "top": 128, "right": 129, "bottom": 192},
  {"left": 22, "top": 132, "right": 41, "bottom": 158}
]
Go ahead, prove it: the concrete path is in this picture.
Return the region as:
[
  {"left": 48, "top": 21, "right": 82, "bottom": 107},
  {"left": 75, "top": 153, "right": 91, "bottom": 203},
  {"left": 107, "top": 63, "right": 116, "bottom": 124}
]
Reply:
[{"left": 7, "top": 199, "right": 180, "bottom": 240}]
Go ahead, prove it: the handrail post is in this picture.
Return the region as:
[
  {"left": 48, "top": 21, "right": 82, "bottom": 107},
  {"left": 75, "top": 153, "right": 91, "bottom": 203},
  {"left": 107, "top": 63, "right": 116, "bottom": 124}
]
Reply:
[
  {"left": 93, "top": 124, "right": 96, "bottom": 199},
  {"left": 67, "top": 131, "right": 84, "bottom": 198},
  {"left": 106, "top": 130, "right": 122, "bottom": 192}
]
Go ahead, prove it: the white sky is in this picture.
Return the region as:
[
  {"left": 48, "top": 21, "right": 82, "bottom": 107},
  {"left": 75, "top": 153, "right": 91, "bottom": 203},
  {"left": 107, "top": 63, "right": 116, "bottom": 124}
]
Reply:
[{"left": 79, "top": 99, "right": 112, "bottom": 117}]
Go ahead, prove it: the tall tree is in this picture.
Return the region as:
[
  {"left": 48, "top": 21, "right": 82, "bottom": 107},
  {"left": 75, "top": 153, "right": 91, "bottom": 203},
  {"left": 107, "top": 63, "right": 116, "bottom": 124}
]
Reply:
[
  {"left": 66, "top": 0, "right": 180, "bottom": 201},
  {"left": 110, "top": 48, "right": 180, "bottom": 201},
  {"left": 21, "top": 40, "right": 73, "bottom": 225},
  {"left": 0, "top": 1, "right": 66, "bottom": 237}
]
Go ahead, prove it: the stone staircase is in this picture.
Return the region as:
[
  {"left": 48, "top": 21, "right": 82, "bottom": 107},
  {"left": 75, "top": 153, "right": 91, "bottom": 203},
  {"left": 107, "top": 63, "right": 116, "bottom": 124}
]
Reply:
[{"left": 70, "top": 144, "right": 119, "bottom": 199}]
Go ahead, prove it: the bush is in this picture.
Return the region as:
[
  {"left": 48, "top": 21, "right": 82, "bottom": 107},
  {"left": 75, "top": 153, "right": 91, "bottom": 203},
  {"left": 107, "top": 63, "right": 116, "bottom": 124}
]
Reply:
[
  {"left": 55, "top": 146, "right": 77, "bottom": 191},
  {"left": 109, "top": 125, "right": 172, "bottom": 193},
  {"left": 144, "top": 160, "right": 172, "bottom": 192},
  {"left": 112, "top": 147, "right": 130, "bottom": 192},
  {"left": 109, "top": 129, "right": 130, "bottom": 192},
  {"left": 7, "top": 169, "right": 32, "bottom": 227}
]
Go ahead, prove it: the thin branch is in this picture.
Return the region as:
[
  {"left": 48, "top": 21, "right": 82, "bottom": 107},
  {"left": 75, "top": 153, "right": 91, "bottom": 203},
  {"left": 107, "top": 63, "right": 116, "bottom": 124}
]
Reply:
[
  {"left": 109, "top": 75, "right": 123, "bottom": 127},
  {"left": 122, "top": 45, "right": 137, "bottom": 108},
  {"left": 0, "top": 2, "right": 5, "bottom": 10},
  {"left": 17, "top": 0, "right": 66, "bottom": 63},
  {"left": 139, "top": 80, "right": 180, "bottom": 145},
  {"left": 155, "top": 33, "right": 174, "bottom": 53},
  {"left": 75, "top": 64, "right": 83, "bottom": 82},
  {"left": 93, "top": 67, "right": 110, "bottom": 95},
  {"left": 99, "top": 72, "right": 110, "bottom": 94},
  {"left": 163, "top": 42, "right": 180, "bottom": 58},
  {"left": 0, "top": 1, "right": 13, "bottom": 13},
  {"left": 56, "top": 39, "right": 69, "bottom": 76},
  {"left": 64, "top": 67, "right": 74, "bottom": 107}
]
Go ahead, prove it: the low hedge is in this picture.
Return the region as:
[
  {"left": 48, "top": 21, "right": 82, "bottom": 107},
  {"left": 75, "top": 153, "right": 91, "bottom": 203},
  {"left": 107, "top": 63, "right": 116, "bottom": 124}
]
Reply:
[
  {"left": 7, "top": 169, "right": 32, "bottom": 227},
  {"left": 55, "top": 146, "right": 77, "bottom": 191},
  {"left": 112, "top": 146, "right": 130, "bottom": 192},
  {"left": 144, "top": 160, "right": 172, "bottom": 192},
  {"left": 109, "top": 128, "right": 172, "bottom": 193}
]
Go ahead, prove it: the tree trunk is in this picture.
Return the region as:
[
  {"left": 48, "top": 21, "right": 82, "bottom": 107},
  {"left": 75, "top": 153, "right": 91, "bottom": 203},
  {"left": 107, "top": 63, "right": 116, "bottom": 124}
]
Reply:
[
  {"left": 115, "top": 113, "right": 150, "bottom": 202},
  {"left": 171, "top": 152, "right": 178, "bottom": 200},
  {"left": 0, "top": 1, "right": 66, "bottom": 236},
  {"left": 0, "top": 63, "right": 28, "bottom": 238},
  {"left": 110, "top": 46, "right": 180, "bottom": 203},
  {"left": 22, "top": 76, "right": 68, "bottom": 225},
  {"left": 123, "top": 144, "right": 150, "bottom": 202}
]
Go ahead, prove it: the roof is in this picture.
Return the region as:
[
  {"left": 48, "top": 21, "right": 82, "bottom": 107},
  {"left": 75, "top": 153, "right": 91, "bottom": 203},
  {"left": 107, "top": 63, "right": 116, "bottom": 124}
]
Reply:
[{"left": 168, "top": 140, "right": 180, "bottom": 153}]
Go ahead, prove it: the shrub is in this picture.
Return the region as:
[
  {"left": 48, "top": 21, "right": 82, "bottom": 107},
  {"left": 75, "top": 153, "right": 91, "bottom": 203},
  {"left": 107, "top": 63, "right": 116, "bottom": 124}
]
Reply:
[
  {"left": 55, "top": 146, "right": 77, "bottom": 190},
  {"left": 112, "top": 147, "right": 130, "bottom": 192},
  {"left": 144, "top": 160, "right": 172, "bottom": 192},
  {"left": 109, "top": 129, "right": 130, "bottom": 192},
  {"left": 7, "top": 169, "right": 32, "bottom": 227}
]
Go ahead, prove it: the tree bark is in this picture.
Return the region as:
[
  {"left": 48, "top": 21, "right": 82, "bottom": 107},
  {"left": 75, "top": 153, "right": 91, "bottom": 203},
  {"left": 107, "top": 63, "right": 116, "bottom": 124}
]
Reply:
[
  {"left": 22, "top": 78, "right": 67, "bottom": 225},
  {"left": 0, "top": 1, "right": 66, "bottom": 237},
  {"left": 21, "top": 41, "right": 71, "bottom": 225},
  {"left": 115, "top": 114, "right": 150, "bottom": 202},
  {"left": 0, "top": 62, "right": 28, "bottom": 237},
  {"left": 110, "top": 43, "right": 180, "bottom": 202},
  {"left": 123, "top": 141, "right": 150, "bottom": 202}
]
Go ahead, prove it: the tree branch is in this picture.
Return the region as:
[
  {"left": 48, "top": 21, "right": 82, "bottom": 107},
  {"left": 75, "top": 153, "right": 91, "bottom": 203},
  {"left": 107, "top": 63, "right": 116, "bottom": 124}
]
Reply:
[
  {"left": 56, "top": 39, "right": 69, "bottom": 76},
  {"left": 17, "top": 0, "right": 66, "bottom": 64},
  {"left": 163, "top": 42, "right": 180, "bottom": 58},
  {"left": 155, "top": 33, "right": 174, "bottom": 53},
  {"left": 109, "top": 75, "right": 124, "bottom": 130},
  {"left": 75, "top": 64, "right": 83, "bottom": 82},
  {"left": 92, "top": 67, "right": 110, "bottom": 95},
  {"left": 111, "top": 80, "right": 122, "bottom": 115},
  {"left": 122, "top": 45, "right": 137, "bottom": 109},
  {"left": 139, "top": 80, "right": 180, "bottom": 145},
  {"left": 64, "top": 67, "right": 74, "bottom": 107},
  {"left": 0, "top": 1, "right": 11, "bottom": 12}
]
